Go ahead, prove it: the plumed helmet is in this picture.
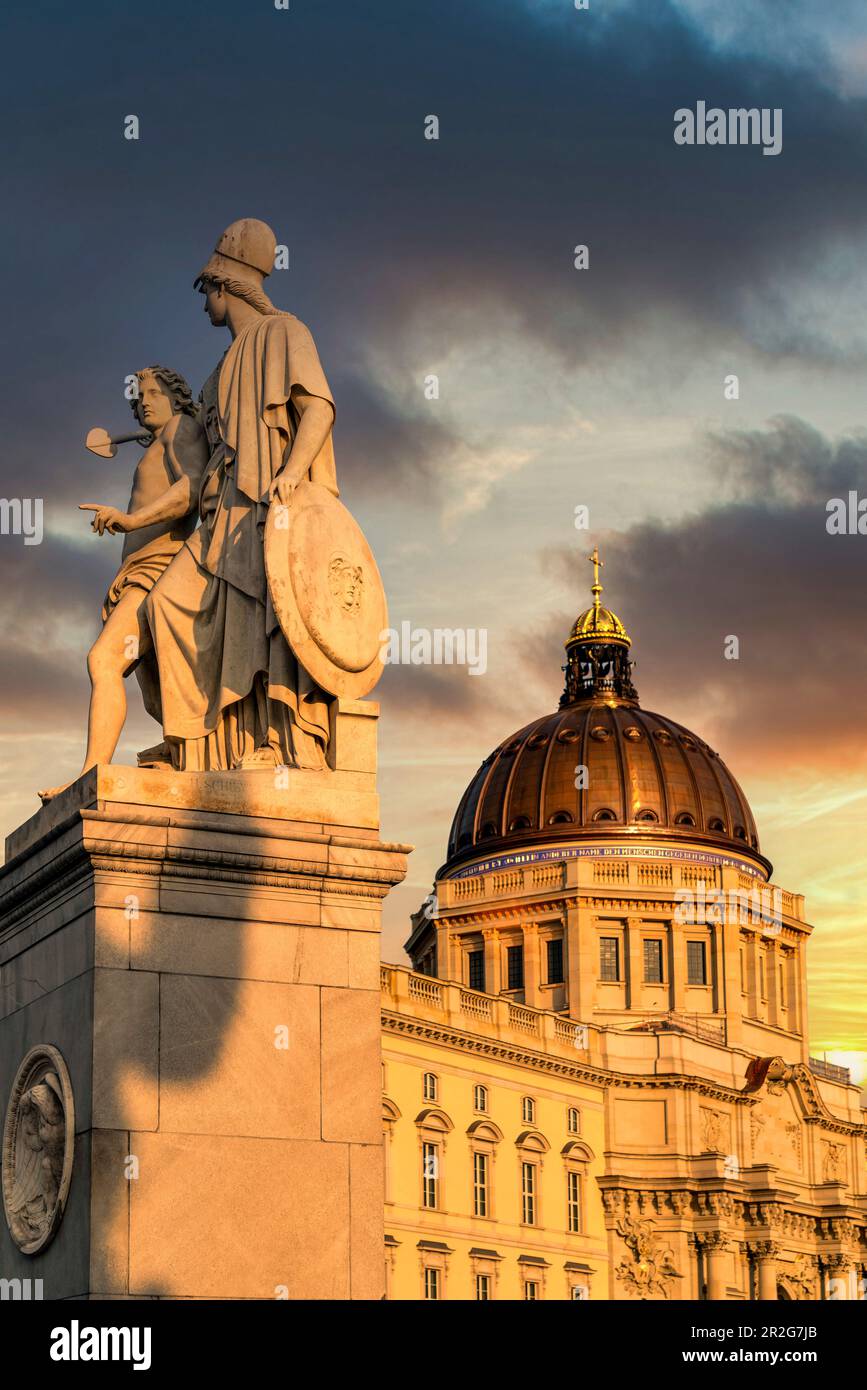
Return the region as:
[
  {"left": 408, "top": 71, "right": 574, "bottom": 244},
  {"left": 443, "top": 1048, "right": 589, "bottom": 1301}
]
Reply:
[{"left": 195, "top": 218, "right": 277, "bottom": 287}]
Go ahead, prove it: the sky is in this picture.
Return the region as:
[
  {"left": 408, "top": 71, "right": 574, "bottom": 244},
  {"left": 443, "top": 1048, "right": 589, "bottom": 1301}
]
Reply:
[{"left": 0, "top": 0, "right": 865, "bottom": 1077}]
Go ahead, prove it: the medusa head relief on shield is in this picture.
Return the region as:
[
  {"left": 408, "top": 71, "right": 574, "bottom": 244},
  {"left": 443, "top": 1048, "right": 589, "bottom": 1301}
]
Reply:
[{"left": 328, "top": 551, "right": 364, "bottom": 616}]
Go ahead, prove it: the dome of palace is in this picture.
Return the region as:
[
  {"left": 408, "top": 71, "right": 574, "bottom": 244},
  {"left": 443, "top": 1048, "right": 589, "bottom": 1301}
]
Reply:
[{"left": 445, "top": 551, "right": 765, "bottom": 873}]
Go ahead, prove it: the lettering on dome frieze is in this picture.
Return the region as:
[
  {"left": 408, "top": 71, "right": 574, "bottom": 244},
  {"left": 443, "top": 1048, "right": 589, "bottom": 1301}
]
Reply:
[{"left": 452, "top": 843, "right": 765, "bottom": 881}]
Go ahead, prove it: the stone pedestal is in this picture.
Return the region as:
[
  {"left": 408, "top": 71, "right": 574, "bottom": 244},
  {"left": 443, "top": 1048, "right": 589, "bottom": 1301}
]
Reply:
[{"left": 0, "top": 701, "right": 409, "bottom": 1300}]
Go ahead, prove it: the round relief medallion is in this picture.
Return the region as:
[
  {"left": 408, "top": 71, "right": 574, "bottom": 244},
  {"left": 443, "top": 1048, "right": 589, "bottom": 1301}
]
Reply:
[{"left": 2, "top": 1044, "right": 74, "bottom": 1255}]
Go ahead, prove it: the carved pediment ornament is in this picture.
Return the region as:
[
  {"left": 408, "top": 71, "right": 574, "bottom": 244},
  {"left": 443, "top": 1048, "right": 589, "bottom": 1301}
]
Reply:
[
  {"left": 781, "top": 1257, "right": 818, "bottom": 1301},
  {"left": 615, "top": 1213, "right": 682, "bottom": 1299},
  {"left": 2, "top": 1045, "right": 75, "bottom": 1255}
]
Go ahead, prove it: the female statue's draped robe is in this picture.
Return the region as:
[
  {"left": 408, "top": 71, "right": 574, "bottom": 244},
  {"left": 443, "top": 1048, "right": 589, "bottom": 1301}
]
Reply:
[{"left": 144, "top": 312, "right": 337, "bottom": 771}]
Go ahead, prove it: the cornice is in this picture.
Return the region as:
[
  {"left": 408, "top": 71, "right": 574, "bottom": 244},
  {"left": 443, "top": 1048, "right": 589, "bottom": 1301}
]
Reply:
[
  {"left": 0, "top": 824, "right": 404, "bottom": 936},
  {"left": 381, "top": 1010, "right": 758, "bottom": 1103}
]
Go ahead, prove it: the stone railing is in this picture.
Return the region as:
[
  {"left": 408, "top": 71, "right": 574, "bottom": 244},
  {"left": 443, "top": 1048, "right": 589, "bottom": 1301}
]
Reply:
[
  {"left": 443, "top": 861, "right": 567, "bottom": 905},
  {"left": 664, "top": 1011, "right": 726, "bottom": 1044},
  {"left": 637, "top": 862, "right": 673, "bottom": 887},
  {"left": 508, "top": 1003, "right": 539, "bottom": 1035},
  {"left": 452, "top": 874, "right": 485, "bottom": 901},
  {"left": 380, "top": 963, "right": 593, "bottom": 1058},
  {"left": 530, "top": 863, "right": 566, "bottom": 892},
  {"left": 808, "top": 1057, "right": 851, "bottom": 1085},
  {"left": 460, "top": 988, "right": 493, "bottom": 1021},
  {"left": 491, "top": 870, "right": 525, "bottom": 895},
  {"left": 628, "top": 1010, "right": 726, "bottom": 1045},
  {"left": 681, "top": 864, "right": 713, "bottom": 889},
  {"left": 407, "top": 973, "right": 444, "bottom": 1007},
  {"left": 440, "top": 856, "right": 807, "bottom": 908},
  {"left": 593, "top": 861, "right": 628, "bottom": 885}
]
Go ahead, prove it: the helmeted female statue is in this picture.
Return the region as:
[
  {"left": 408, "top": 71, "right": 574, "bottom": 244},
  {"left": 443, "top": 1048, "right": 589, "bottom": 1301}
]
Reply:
[{"left": 144, "top": 219, "right": 338, "bottom": 770}]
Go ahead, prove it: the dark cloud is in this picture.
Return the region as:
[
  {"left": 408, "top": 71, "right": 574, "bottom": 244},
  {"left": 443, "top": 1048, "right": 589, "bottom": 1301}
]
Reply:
[
  {"left": 5, "top": 0, "right": 867, "bottom": 513},
  {"left": 377, "top": 656, "right": 511, "bottom": 726},
  {"left": 0, "top": 533, "right": 121, "bottom": 728},
  {"left": 537, "top": 415, "right": 867, "bottom": 769},
  {"left": 328, "top": 372, "right": 459, "bottom": 500}
]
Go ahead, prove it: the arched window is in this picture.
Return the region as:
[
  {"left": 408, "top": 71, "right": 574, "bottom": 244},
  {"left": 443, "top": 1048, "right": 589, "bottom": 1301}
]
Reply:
[
  {"left": 548, "top": 810, "right": 574, "bottom": 825},
  {"left": 509, "top": 815, "right": 532, "bottom": 832},
  {"left": 516, "top": 1129, "right": 550, "bottom": 1228},
  {"left": 467, "top": 1119, "right": 503, "bottom": 1220},
  {"left": 567, "top": 1106, "right": 581, "bottom": 1135},
  {"left": 415, "top": 1108, "right": 454, "bottom": 1212},
  {"left": 382, "top": 1097, "right": 402, "bottom": 1205},
  {"left": 592, "top": 808, "right": 617, "bottom": 823},
  {"left": 423, "top": 1072, "right": 438, "bottom": 1102},
  {"left": 561, "top": 1140, "right": 594, "bottom": 1237},
  {"left": 635, "top": 808, "right": 659, "bottom": 823},
  {"left": 675, "top": 811, "right": 696, "bottom": 827},
  {"left": 521, "top": 1096, "right": 536, "bottom": 1125},
  {"left": 473, "top": 1084, "right": 488, "bottom": 1113}
]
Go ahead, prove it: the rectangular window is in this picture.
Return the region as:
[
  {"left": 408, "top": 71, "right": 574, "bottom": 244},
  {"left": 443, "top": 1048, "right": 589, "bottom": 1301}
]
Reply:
[
  {"left": 507, "top": 945, "right": 524, "bottom": 991},
  {"left": 522, "top": 1162, "right": 537, "bottom": 1226},
  {"left": 779, "top": 962, "right": 786, "bottom": 1009},
  {"left": 643, "top": 938, "right": 663, "bottom": 983},
  {"left": 546, "top": 938, "right": 564, "bottom": 985},
  {"left": 468, "top": 949, "right": 485, "bottom": 992},
  {"left": 759, "top": 953, "right": 766, "bottom": 999},
  {"left": 424, "top": 1267, "right": 440, "bottom": 1300},
  {"left": 739, "top": 946, "right": 746, "bottom": 992},
  {"left": 686, "top": 940, "right": 707, "bottom": 986},
  {"left": 422, "top": 1142, "right": 439, "bottom": 1209},
  {"left": 473, "top": 1151, "right": 489, "bottom": 1218},
  {"left": 599, "top": 936, "right": 620, "bottom": 982},
  {"left": 475, "top": 1273, "right": 491, "bottom": 1301},
  {"left": 423, "top": 1072, "right": 438, "bottom": 1102},
  {"left": 567, "top": 1170, "right": 582, "bottom": 1233},
  {"left": 524, "top": 1280, "right": 539, "bottom": 1300}
]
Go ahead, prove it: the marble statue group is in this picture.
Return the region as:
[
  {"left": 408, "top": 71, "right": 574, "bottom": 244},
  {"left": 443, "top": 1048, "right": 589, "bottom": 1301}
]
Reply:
[{"left": 40, "top": 219, "right": 385, "bottom": 801}]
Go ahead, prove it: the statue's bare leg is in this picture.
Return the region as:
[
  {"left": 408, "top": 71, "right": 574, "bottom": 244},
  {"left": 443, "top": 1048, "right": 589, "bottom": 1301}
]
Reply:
[{"left": 38, "top": 587, "right": 150, "bottom": 801}]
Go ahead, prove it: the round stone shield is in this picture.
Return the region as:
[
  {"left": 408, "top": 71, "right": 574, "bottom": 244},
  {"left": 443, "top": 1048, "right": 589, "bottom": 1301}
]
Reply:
[
  {"left": 2, "top": 1044, "right": 75, "bottom": 1255},
  {"left": 264, "top": 480, "right": 388, "bottom": 699}
]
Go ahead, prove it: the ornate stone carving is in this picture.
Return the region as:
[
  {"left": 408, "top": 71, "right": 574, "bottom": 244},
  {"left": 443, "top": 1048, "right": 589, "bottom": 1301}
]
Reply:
[
  {"left": 749, "top": 1240, "right": 781, "bottom": 1260},
  {"left": 822, "top": 1141, "right": 845, "bottom": 1182},
  {"left": 783, "top": 1257, "right": 818, "bottom": 1301},
  {"left": 785, "top": 1121, "right": 802, "bottom": 1167},
  {"left": 615, "top": 1214, "right": 681, "bottom": 1299},
  {"left": 821, "top": 1251, "right": 849, "bottom": 1273},
  {"left": 700, "top": 1107, "right": 727, "bottom": 1153},
  {"left": 2, "top": 1045, "right": 74, "bottom": 1255},
  {"left": 694, "top": 1230, "right": 728, "bottom": 1252}
]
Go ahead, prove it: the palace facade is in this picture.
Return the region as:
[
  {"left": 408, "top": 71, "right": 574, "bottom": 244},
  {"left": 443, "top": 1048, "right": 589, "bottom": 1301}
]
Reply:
[{"left": 381, "top": 560, "right": 867, "bottom": 1300}]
